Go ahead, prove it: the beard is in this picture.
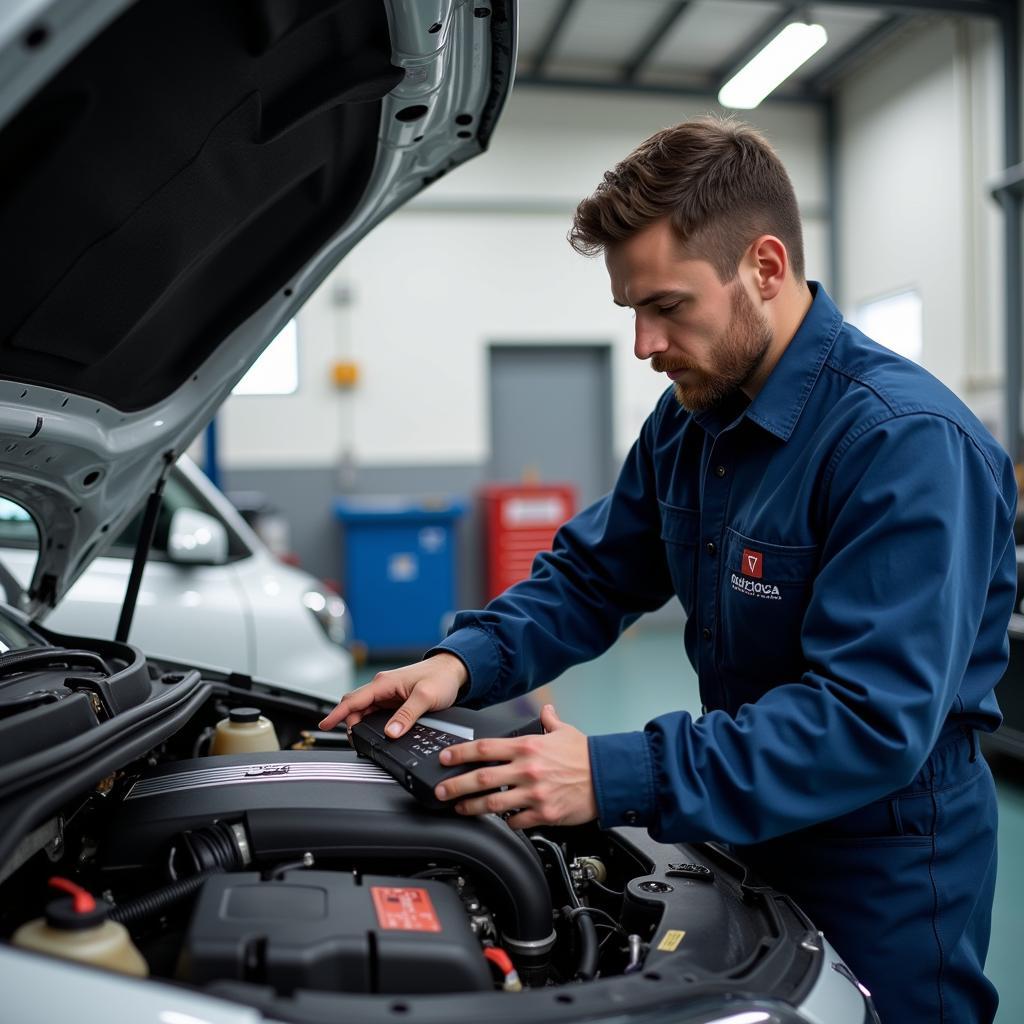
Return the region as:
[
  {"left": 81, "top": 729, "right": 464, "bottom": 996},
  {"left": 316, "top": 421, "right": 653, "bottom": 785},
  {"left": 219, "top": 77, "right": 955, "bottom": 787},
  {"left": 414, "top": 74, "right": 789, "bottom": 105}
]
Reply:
[{"left": 651, "top": 282, "right": 774, "bottom": 412}]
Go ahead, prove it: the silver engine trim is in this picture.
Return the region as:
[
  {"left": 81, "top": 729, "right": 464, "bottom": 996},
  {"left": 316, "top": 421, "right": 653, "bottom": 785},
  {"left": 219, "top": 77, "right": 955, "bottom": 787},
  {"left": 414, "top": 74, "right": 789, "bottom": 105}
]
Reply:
[{"left": 124, "top": 761, "right": 396, "bottom": 800}]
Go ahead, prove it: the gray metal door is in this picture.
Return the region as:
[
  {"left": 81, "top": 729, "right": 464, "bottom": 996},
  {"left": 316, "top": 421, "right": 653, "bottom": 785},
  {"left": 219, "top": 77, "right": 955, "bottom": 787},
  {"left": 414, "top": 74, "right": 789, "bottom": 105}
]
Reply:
[{"left": 488, "top": 344, "right": 614, "bottom": 508}]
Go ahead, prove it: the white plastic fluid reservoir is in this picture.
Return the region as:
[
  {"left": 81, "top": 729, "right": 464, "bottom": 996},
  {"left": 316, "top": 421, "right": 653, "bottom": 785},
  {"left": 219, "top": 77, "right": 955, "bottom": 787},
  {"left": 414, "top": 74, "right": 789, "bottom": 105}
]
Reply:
[
  {"left": 13, "top": 877, "right": 148, "bottom": 977},
  {"left": 209, "top": 706, "right": 280, "bottom": 755}
]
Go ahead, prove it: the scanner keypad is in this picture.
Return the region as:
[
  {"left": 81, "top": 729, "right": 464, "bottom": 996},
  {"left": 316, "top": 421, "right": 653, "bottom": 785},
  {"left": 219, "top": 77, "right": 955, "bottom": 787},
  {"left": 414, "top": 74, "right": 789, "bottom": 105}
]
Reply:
[{"left": 408, "top": 724, "right": 462, "bottom": 760}]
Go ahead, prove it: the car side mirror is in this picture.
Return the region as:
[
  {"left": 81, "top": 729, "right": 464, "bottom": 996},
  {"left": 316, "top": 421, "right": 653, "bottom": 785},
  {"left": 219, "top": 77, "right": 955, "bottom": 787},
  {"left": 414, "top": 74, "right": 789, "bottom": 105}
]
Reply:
[{"left": 168, "top": 508, "right": 229, "bottom": 566}]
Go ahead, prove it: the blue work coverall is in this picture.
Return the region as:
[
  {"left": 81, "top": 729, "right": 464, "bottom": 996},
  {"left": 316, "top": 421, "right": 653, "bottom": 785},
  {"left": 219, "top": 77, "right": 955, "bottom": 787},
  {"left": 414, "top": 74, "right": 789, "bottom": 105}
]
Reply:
[{"left": 432, "top": 284, "right": 1017, "bottom": 1022}]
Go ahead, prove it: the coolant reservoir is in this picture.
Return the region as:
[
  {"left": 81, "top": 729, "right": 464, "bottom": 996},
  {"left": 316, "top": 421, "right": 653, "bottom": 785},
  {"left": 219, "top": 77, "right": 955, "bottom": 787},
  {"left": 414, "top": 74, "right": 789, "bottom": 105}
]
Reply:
[
  {"left": 13, "top": 878, "right": 148, "bottom": 977},
  {"left": 210, "top": 706, "right": 280, "bottom": 755}
]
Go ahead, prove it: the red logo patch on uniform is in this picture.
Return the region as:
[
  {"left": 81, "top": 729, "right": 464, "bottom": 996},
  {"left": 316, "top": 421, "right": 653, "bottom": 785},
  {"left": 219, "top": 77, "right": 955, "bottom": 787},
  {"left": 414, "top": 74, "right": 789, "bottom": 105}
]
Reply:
[{"left": 741, "top": 549, "right": 763, "bottom": 578}]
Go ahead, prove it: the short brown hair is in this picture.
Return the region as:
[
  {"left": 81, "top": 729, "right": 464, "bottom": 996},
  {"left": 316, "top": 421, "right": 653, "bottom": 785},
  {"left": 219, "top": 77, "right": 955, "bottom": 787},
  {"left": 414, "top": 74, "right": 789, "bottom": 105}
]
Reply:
[{"left": 568, "top": 116, "right": 805, "bottom": 282}]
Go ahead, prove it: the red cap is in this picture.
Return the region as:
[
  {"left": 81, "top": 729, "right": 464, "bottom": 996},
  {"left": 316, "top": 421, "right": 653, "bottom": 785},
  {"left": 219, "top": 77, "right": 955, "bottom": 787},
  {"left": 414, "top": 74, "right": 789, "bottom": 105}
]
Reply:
[
  {"left": 483, "top": 946, "right": 516, "bottom": 976},
  {"left": 48, "top": 877, "right": 97, "bottom": 914}
]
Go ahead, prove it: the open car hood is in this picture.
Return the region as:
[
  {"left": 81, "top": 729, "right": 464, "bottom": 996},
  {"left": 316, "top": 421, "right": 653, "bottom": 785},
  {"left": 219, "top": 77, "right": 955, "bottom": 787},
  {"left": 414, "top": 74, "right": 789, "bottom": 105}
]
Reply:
[{"left": 0, "top": 0, "right": 514, "bottom": 616}]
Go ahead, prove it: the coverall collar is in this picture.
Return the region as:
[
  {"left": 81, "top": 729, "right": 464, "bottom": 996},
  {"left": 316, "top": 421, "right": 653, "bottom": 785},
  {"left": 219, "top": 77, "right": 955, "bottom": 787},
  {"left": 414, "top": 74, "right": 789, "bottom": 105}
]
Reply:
[{"left": 692, "top": 281, "right": 843, "bottom": 443}]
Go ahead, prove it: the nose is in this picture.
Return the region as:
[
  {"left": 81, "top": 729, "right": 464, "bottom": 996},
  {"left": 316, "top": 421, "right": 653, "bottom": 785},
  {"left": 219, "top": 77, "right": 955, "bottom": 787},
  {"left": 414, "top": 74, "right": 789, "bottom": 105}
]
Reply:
[{"left": 633, "top": 315, "right": 669, "bottom": 361}]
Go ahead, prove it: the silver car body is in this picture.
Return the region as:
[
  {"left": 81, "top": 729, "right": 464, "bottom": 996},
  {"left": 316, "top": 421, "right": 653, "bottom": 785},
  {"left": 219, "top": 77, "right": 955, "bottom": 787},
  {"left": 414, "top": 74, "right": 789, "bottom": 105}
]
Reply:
[{"left": 0, "top": 457, "right": 355, "bottom": 702}]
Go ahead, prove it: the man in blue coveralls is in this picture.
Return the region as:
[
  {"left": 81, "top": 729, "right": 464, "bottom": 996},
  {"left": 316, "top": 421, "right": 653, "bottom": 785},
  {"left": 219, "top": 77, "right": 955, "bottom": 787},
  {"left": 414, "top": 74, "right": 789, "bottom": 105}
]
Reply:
[{"left": 321, "top": 117, "right": 1016, "bottom": 1022}]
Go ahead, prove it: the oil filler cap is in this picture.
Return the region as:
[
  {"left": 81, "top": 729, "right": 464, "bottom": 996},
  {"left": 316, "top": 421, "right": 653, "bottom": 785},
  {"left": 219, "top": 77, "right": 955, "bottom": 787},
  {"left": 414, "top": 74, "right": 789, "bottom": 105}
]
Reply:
[{"left": 638, "top": 881, "right": 674, "bottom": 894}]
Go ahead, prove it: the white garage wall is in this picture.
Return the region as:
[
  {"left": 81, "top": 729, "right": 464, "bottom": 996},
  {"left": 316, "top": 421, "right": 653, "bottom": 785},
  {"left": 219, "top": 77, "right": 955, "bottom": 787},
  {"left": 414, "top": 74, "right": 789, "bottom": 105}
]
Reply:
[
  {"left": 215, "top": 87, "right": 827, "bottom": 469},
  {"left": 835, "top": 17, "right": 1007, "bottom": 437}
]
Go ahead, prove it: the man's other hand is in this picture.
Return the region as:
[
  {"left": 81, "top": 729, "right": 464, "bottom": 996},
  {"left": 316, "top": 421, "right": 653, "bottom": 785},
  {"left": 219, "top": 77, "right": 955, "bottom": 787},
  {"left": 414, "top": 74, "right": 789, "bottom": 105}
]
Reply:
[
  {"left": 433, "top": 704, "right": 598, "bottom": 830},
  {"left": 318, "top": 651, "right": 468, "bottom": 736}
]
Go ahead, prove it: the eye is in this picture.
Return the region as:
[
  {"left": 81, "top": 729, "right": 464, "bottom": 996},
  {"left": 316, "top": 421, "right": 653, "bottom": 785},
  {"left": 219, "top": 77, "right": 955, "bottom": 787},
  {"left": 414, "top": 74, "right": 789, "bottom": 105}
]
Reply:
[{"left": 657, "top": 301, "right": 681, "bottom": 315}]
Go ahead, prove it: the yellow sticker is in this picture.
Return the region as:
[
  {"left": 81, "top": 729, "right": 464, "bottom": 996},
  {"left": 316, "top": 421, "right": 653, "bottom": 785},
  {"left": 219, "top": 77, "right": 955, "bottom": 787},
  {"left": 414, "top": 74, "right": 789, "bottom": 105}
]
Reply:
[{"left": 656, "top": 929, "right": 686, "bottom": 952}]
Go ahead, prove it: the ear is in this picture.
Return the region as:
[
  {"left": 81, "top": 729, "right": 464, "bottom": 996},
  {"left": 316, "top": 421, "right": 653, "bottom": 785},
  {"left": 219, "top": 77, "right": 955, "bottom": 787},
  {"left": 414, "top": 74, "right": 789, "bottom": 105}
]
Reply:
[{"left": 745, "top": 235, "right": 788, "bottom": 300}]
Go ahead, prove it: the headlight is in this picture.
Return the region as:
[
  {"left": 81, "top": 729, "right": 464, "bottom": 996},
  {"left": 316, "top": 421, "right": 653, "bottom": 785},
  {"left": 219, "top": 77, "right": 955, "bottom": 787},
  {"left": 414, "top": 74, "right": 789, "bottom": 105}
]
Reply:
[{"left": 302, "top": 589, "right": 352, "bottom": 647}]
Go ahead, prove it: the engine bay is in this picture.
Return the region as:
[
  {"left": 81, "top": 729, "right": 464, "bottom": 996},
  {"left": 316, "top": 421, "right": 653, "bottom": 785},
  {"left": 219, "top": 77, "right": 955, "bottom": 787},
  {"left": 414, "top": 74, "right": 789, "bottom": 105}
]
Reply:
[{"left": 0, "top": 627, "right": 837, "bottom": 1022}]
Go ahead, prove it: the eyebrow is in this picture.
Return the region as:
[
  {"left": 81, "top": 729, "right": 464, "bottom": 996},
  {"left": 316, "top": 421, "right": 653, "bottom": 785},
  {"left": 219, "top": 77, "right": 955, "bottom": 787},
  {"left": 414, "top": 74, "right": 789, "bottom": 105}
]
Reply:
[{"left": 613, "top": 290, "right": 692, "bottom": 309}]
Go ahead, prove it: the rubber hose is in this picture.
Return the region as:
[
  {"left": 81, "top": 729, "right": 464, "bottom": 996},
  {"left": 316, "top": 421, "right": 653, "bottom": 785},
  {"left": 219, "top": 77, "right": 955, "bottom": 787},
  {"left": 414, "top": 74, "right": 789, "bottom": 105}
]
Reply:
[
  {"left": 568, "top": 906, "right": 599, "bottom": 982},
  {"left": 109, "top": 870, "right": 216, "bottom": 926},
  {"left": 245, "top": 807, "right": 553, "bottom": 944}
]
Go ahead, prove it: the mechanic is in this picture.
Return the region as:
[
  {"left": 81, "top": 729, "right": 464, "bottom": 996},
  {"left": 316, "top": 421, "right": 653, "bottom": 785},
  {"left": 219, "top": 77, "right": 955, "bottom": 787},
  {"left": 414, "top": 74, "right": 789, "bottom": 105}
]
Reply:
[{"left": 321, "top": 117, "right": 1015, "bottom": 1023}]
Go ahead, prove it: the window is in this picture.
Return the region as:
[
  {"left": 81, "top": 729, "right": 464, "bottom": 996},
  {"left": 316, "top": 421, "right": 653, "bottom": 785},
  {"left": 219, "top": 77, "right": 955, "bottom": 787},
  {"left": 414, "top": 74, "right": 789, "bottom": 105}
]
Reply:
[
  {"left": 0, "top": 498, "right": 37, "bottom": 547},
  {"left": 852, "top": 289, "right": 923, "bottom": 364},
  {"left": 232, "top": 319, "right": 299, "bottom": 395},
  {"left": 111, "top": 467, "right": 250, "bottom": 561},
  {"left": 0, "top": 469, "right": 249, "bottom": 563}
]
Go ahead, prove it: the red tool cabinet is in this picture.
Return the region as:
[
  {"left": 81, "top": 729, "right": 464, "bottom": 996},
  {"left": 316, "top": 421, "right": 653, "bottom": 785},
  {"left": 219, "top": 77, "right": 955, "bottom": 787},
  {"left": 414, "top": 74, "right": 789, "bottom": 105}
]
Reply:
[{"left": 480, "top": 484, "right": 575, "bottom": 601}]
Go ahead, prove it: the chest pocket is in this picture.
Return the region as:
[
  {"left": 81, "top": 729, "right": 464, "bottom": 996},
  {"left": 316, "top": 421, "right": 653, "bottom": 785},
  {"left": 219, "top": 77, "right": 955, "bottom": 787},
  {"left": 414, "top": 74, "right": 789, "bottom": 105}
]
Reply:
[
  {"left": 658, "top": 501, "right": 699, "bottom": 618},
  {"left": 718, "top": 528, "right": 818, "bottom": 692}
]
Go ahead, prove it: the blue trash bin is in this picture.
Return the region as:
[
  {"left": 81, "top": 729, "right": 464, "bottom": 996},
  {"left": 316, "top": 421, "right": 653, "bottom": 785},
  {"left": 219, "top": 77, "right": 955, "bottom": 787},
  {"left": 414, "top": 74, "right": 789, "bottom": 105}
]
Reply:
[{"left": 333, "top": 496, "right": 467, "bottom": 657}]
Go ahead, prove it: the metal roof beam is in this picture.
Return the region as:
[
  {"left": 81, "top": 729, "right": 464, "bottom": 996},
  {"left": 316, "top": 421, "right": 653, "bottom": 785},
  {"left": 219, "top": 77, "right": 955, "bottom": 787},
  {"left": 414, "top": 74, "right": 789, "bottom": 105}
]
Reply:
[
  {"left": 532, "top": 0, "right": 579, "bottom": 76},
  {"left": 805, "top": 13, "right": 912, "bottom": 93},
  {"left": 788, "top": 0, "right": 1003, "bottom": 17},
  {"left": 713, "top": 6, "right": 802, "bottom": 94},
  {"left": 514, "top": 73, "right": 822, "bottom": 107},
  {"left": 621, "top": 1, "right": 692, "bottom": 82}
]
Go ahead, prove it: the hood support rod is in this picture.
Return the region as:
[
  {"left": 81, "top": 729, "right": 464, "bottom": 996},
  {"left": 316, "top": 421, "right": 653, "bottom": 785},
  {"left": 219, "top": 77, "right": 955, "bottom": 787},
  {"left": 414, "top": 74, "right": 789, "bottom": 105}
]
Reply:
[{"left": 115, "top": 454, "right": 173, "bottom": 643}]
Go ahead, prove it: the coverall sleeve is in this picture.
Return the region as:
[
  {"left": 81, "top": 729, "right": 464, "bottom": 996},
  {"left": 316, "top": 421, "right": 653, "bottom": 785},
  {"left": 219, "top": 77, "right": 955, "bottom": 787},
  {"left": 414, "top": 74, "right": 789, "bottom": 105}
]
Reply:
[
  {"left": 589, "top": 412, "right": 1017, "bottom": 843},
  {"left": 428, "top": 397, "right": 677, "bottom": 707}
]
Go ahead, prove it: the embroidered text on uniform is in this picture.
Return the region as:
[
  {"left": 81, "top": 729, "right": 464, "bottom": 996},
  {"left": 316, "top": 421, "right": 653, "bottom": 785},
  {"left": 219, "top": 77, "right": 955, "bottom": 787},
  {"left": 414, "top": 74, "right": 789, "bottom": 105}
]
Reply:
[{"left": 730, "top": 573, "right": 782, "bottom": 600}]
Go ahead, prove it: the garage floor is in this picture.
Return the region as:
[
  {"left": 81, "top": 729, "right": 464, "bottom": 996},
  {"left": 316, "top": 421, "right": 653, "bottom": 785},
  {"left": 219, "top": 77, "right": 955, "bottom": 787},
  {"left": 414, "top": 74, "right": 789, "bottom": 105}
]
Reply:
[{"left": 360, "top": 623, "right": 1024, "bottom": 1022}]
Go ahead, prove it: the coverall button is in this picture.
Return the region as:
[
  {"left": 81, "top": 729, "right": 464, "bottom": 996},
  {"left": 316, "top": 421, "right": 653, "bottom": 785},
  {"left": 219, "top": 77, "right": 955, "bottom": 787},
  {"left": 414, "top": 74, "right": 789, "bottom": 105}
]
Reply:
[
  {"left": 624, "top": 810, "right": 639, "bottom": 825},
  {"left": 706, "top": 541, "right": 716, "bottom": 555},
  {"left": 702, "top": 627, "right": 711, "bottom": 641},
  {"left": 715, "top": 465, "right": 726, "bottom": 477}
]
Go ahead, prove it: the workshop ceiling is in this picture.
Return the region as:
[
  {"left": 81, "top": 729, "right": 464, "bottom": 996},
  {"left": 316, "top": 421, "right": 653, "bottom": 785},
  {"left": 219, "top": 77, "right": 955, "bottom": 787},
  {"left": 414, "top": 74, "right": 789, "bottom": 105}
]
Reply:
[{"left": 514, "top": 0, "right": 996, "bottom": 102}]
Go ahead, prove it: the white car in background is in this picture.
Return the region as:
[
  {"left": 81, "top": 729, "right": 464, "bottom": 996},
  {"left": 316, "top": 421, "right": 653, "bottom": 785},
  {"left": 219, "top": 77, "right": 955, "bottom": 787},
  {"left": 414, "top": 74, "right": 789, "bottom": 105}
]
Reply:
[{"left": 0, "top": 456, "right": 353, "bottom": 703}]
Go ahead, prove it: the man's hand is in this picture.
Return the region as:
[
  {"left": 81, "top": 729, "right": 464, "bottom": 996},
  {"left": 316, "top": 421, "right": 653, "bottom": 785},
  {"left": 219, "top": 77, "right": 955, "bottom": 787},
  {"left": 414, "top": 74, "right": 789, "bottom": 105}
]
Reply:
[
  {"left": 433, "top": 704, "right": 598, "bottom": 830},
  {"left": 318, "top": 652, "right": 468, "bottom": 737}
]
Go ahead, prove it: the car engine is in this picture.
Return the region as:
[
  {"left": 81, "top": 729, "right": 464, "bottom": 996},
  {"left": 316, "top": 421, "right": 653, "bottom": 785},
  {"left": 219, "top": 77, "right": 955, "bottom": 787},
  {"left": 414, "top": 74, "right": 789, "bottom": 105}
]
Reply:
[
  {"left": 0, "top": 638, "right": 854, "bottom": 1022},
  {"left": 103, "top": 746, "right": 561, "bottom": 991}
]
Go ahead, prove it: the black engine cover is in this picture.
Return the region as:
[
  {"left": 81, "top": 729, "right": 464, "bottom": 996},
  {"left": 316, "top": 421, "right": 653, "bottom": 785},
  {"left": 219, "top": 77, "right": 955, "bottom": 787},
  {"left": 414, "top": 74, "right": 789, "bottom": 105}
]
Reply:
[
  {"left": 179, "top": 870, "right": 492, "bottom": 994},
  {"left": 105, "top": 750, "right": 552, "bottom": 946}
]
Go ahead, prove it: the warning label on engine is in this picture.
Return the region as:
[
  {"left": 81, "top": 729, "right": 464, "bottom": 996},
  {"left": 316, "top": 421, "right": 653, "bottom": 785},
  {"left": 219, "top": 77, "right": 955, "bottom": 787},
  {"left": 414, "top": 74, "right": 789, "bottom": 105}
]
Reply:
[
  {"left": 656, "top": 929, "right": 686, "bottom": 952},
  {"left": 371, "top": 886, "right": 442, "bottom": 932}
]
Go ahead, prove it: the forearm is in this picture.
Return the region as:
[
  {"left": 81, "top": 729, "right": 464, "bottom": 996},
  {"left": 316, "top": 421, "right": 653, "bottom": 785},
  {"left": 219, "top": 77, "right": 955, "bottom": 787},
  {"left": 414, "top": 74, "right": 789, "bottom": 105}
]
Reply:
[{"left": 430, "top": 409, "right": 677, "bottom": 705}]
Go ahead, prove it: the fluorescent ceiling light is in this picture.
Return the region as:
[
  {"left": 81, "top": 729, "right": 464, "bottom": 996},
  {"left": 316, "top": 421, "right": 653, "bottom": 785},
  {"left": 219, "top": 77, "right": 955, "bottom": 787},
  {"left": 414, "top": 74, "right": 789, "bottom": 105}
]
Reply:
[{"left": 718, "top": 22, "right": 828, "bottom": 109}]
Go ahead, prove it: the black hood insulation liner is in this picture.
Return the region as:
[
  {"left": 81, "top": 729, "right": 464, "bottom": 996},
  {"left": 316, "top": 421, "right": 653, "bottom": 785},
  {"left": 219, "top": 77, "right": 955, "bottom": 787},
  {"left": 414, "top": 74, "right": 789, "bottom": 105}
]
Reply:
[{"left": 0, "top": 0, "right": 401, "bottom": 410}]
